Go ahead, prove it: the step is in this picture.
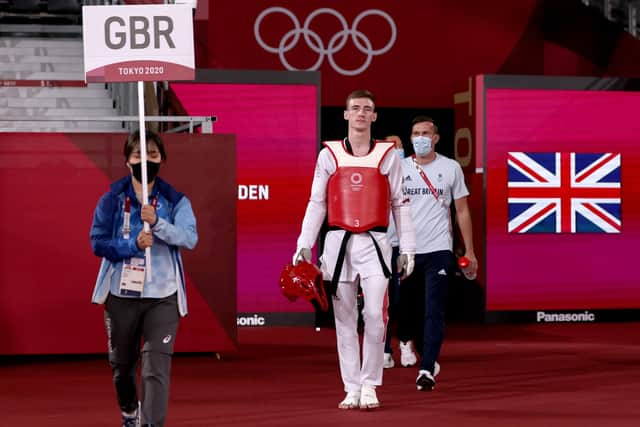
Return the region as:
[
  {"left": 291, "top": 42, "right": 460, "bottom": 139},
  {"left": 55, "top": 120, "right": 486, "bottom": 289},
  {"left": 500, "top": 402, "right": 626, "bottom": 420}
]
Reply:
[
  {"left": 0, "top": 38, "right": 83, "bottom": 48},
  {"left": 0, "top": 24, "right": 82, "bottom": 36},
  {"left": 0, "top": 86, "right": 108, "bottom": 98},
  {"left": 0, "top": 47, "right": 82, "bottom": 56},
  {"left": 0, "top": 107, "right": 119, "bottom": 117},
  {"left": 0, "top": 70, "right": 85, "bottom": 79},
  {"left": 1, "top": 62, "right": 82, "bottom": 72},
  {"left": 6, "top": 97, "right": 114, "bottom": 108},
  {"left": 0, "top": 55, "right": 84, "bottom": 63}
]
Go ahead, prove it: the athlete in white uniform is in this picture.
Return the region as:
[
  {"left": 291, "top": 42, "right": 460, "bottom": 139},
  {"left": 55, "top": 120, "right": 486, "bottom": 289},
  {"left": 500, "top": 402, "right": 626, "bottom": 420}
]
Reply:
[
  {"left": 400, "top": 116, "right": 477, "bottom": 392},
  {"left": 293, "top": 90, "right": 416, "bottom": 410}
]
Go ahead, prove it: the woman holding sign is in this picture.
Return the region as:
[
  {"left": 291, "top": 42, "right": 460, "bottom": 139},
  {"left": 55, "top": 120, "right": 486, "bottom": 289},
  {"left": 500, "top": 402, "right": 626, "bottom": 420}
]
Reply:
[{"left": 90, "top": 130, "right": 198, "bottom": 427}]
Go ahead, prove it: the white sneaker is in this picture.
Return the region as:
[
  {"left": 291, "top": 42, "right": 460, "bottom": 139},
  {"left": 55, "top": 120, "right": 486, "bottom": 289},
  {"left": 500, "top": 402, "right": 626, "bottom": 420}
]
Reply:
[
  {"left": 416, "top": 369, "right": 436, "bottom": 391},
  {"left": 338, "top": 391, "right": 360, "bottom": 410},
  {"left": 383, "top": 352, "right": 395, "bottom": 369},
  {"left": 434, "top": 361, "right": 441, "bottom": 377},
  {"left": 359, "top": 385, "right": 380, "bottom": 410},
  {"left": 400, "top": 341, "right": 417, "bottom": 367}
]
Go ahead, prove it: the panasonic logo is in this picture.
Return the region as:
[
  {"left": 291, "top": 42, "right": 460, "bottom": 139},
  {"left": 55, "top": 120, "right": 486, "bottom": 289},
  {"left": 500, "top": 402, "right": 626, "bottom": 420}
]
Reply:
[
  {"left": 536, "top": 311, "right": 595, "bottom": 323},
  {"left": 237, "top": 314, "right": 266, "bottom": 326}
]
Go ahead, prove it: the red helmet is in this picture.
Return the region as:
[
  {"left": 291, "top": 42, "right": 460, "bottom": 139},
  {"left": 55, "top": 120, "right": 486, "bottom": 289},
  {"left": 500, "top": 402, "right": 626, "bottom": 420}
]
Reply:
[{"left": 279, "top": 261, "right": 329, "bottom": 312}]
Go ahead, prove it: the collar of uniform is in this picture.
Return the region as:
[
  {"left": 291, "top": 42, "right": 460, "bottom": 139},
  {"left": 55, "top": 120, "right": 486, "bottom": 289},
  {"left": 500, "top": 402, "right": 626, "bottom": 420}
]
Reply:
[{"left": 343, "top": 137, "right": 375, "bottom": 155}]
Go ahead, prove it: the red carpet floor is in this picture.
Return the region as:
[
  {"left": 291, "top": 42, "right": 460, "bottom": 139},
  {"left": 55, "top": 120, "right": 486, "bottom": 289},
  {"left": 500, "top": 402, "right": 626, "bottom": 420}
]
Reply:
[{"left": 2, "top": 322, "right": 640, "bottom": 426}]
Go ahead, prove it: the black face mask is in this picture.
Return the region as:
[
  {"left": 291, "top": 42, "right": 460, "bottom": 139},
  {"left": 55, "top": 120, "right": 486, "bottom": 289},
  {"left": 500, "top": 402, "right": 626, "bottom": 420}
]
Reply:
[{"left": 131, "top": 161, "right": 161, "bottom": 184}]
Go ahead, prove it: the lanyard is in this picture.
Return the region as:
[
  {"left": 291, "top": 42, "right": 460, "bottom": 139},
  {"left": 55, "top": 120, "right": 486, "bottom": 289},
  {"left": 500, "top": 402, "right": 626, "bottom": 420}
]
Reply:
[
  {"left": 122, "top": 195, "right": 158, "bottom": 240},
  {"left": 412, "top": 156, "right": 445, "bottom": 206},
  {"left": 123, "top": 197, "right": 131, "bottom": 239}
]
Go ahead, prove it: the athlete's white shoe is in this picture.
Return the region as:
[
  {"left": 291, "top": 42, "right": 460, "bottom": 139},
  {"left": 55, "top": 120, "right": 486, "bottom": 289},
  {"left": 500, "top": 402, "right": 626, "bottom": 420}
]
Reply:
[
  {"left": 400, "top": 341, "right": 417, "bottom": 367},
  {"left": 359, "top": 385, "right": 380, "bottom": 410},
  {"left": 434, "top": 361, "right": 441, "bottom": 377},
  {"left": 338, "top": 391, "right": 361, "bottom": 410},
  {"left": 383, "top": 352, "right": 395, "bottom": 369}
]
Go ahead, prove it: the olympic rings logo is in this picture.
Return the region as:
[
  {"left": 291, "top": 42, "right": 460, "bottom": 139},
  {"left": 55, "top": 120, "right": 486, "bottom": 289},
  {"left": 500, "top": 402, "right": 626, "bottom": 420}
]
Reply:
[
  {"left": 350, "top": 172, "right": 363, "bottom": 185},
  {"left": 254, "top": 7, "right": 397, "bottom": 76}
]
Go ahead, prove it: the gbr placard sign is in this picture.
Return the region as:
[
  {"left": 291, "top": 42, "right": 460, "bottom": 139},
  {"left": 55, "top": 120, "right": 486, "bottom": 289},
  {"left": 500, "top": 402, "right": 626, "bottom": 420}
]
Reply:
[{"left": 82, "top": 4, "right": 194, "bottom": 83}]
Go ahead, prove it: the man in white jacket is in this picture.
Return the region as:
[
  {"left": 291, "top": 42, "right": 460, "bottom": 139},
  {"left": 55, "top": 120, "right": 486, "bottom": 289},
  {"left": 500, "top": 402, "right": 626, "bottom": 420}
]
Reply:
[{"left": 293, "top": 90, "right": 415, "bottom": 410}]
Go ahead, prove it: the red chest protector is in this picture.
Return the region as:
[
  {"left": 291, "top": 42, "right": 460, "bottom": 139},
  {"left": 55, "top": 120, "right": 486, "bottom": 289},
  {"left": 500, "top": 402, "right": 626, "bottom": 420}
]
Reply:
[{"left": 324, "top": 140, "right": 393, "bottom": 233}]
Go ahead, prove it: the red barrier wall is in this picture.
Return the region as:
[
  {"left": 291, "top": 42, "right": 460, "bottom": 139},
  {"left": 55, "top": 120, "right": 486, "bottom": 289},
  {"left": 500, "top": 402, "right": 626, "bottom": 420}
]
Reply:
[{"left": 0, "top": 132, "right": 237, "bottom": 355}]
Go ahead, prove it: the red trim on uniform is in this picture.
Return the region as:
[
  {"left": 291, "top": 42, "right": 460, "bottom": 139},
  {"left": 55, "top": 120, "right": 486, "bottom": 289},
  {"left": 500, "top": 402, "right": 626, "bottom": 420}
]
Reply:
[
  {"left": 323, "top": 140, "right": 340, "bottom": 170},
  {"left": 375, "top": 141, "right": 395, "bottom": 169}
]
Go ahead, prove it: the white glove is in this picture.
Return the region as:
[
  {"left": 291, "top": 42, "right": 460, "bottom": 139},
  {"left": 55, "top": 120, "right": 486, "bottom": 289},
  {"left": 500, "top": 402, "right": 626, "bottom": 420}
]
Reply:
[
  {"left": 292, "top": 247, "right": 311, "bottom": 265},
  {"left": 397, "top": 253, "right": 414, "bottom": 279}
]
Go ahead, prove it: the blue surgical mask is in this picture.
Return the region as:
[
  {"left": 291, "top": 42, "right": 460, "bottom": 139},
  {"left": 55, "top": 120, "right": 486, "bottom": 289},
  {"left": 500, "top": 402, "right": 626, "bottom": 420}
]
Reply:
[
  {"left": 412, "top": 136, "right": 432, "bottom": 156},
  {"left": 395, "top": 148, "right": 405, "bottom": 159}
]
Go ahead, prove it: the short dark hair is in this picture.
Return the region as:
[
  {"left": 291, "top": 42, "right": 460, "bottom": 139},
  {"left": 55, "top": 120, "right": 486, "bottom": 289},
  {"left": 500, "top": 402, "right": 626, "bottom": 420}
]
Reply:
[
  {"left": 123, "top": 130, "right": 167, "bottom": 161},
  {"left": 411, "top": 115, "right": 439, "bottom": 134},
  {"left": 346, "top": 89, "right": 375, "bottom": 110}
]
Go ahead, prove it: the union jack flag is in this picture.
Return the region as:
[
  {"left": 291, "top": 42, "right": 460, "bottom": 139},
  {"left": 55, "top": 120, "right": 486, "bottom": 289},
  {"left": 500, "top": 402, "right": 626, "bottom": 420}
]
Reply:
[{"left": 507, "top": 152, "right": 621, "bottom": 233}]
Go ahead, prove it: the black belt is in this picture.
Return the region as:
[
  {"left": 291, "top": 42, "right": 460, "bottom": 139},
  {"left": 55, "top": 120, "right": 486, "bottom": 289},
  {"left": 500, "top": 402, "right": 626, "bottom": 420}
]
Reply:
[{"left": 329, "top": 229, "right": 391, "bottom": 296}]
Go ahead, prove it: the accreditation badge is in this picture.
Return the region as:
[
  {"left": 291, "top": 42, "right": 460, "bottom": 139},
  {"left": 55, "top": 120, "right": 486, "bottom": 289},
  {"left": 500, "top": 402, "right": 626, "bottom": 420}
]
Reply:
[{"left": 119, "top": 257, "right": 145, "bottom": 297}]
